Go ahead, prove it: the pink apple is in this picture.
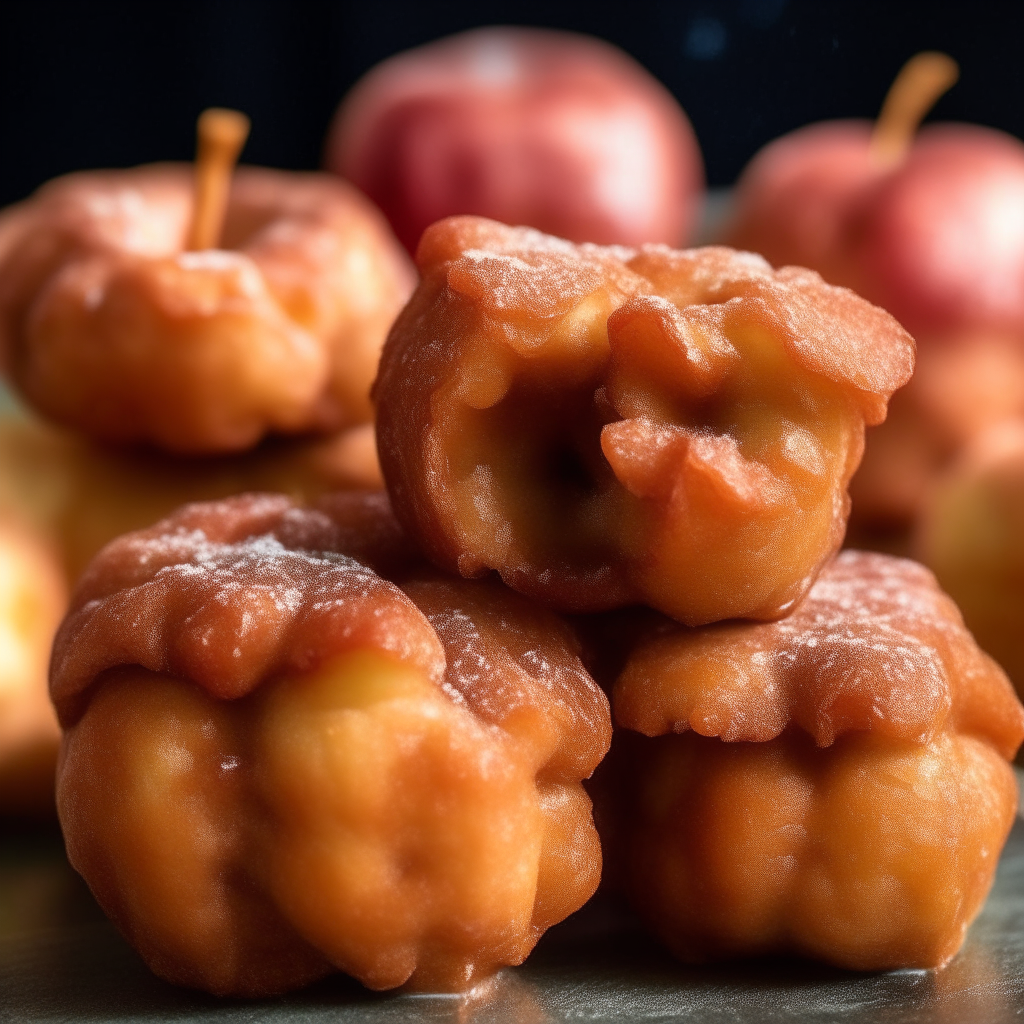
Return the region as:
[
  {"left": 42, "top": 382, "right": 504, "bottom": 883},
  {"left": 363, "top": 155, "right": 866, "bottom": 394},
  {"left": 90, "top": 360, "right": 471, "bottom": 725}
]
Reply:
[
  {"left": 727, "top": 120, "right": 876, "bottom": 287},
  {"left": 326, "top": 27, "right": 703, "bottom": 254},
  {"left": 730, "top": 119, "right": 1024, "bottom": 340},
  {"left": 852, "top": 125, "right": 1024, "bottom": 339}
]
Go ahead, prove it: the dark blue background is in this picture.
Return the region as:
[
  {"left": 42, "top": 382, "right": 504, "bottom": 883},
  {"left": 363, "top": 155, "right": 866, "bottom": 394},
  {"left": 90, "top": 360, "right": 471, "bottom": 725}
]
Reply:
[{"left": 1, "top": 1, "right": 1019, "bottom": 206}]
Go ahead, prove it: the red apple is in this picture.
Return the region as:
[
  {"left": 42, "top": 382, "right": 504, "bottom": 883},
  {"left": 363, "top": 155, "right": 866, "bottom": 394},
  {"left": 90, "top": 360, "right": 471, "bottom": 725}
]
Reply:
[
  {"left": 729, "top": 54, "right": 1024, "bottom": 340},
  {"left": 726, "top": 119, "right": 876, "bottom": 287},
  {"left": 852, "top": 126, "right": 1024, "bottom": 339},
  {"left": 326, "top": 27, "right": 703, "bottom": 254}
]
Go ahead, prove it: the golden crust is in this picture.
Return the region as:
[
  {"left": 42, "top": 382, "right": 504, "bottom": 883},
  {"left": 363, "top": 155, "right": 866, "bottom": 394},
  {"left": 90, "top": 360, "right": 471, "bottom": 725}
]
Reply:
[
  {"left": 405, "top": 576, "right": 612, "bottom": 785},
  {"left": 51, "top": 493, "right": 433, "bottom": 723},
  {"left": 614, "top": 728, "right": 1017, "bottom": 971},
  {"left": 53, "top": 492, "right": 609, "bottom": 995},
  {"left": 615, "top": 550, "right": 1023, "bottom": 757},
  {"left": 0, "top": 165, "right": 414, "bottom": 453},
  {"left": 600, "top": 551, "right": 1024, "bottom": 971},
  {"left": 375, "top": 216, "right": 914, "bottom": 624}
]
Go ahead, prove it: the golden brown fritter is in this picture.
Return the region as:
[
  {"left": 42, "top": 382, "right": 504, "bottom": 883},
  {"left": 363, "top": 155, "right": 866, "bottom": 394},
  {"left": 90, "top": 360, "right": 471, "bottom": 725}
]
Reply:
[
  {"left": 850, "top": 334, "right": 1024, "bottom": 535},
  {"left": 52, "top": 493, "right": 610, "bottom": 996},
  {"left": 0, "top": 517, "right": 67, "bottom": 817},
  {"left": 0, "top": 412, "right": 383, "bottom": 584},
  {"left": 916, "top": 420, "right": 1024, "bottom": 702},
  {"left": 374, "top": 217, "right": 914, "bottom": 625},
  {"left": 0, "top": 165, "right": 414, "bottom": 453},
  {"left": 600, "top": 551, "right": 1023, "bottom": 971}
]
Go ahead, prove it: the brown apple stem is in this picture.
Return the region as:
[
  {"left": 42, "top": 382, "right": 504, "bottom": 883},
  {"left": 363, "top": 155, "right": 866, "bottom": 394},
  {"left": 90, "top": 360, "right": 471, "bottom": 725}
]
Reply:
[
  {"left": 186, "top": 108, "right": 251, "bottom": 250},
  {"left": 870, "top": 53, "right": 959, "bottom": 169}
]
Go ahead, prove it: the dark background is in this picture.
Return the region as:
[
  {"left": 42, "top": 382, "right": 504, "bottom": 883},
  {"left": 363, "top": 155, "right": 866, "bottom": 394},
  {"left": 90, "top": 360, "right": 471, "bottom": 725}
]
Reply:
[{"left": 1, "top": 1, "right": 1020, "bottom": 207}]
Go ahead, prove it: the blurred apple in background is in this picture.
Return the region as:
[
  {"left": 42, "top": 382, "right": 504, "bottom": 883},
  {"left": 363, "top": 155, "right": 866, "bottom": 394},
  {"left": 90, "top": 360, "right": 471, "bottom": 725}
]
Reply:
[
  {"left": 852, "top": 126, "right": 1024, "bottom": 339},
  {"left": 726, "top": 119, "right": 877, "bottom": 287},
  {"left": 846, "top": 332, "right": 1024, "bottom": 535},
  {"left": 729, "top": 52, "right": 1024, "bottom": 340},
  {"left": 729, "top": 52, "right": 1024, "bottom": 542},
  {"left": 326, "top": 26, "right": 704, "bottom": 254}
]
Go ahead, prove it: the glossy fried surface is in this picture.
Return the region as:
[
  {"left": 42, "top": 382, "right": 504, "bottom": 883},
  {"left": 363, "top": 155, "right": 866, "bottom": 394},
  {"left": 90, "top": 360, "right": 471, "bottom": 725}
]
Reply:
[
  {"left": 375, "top": 216, "right": 914, "bottom": 625},
  {"left": 0, "top": 412, "right": 383, "bottom": 583},
  {"left": 53, "top": 494, "right": 609, "bottom": 996},
  {"left": 0, "top": 165, "right": 414, "bottom": 453},
  {"left": 604, "top": 551, "right": 1023, "bottom": 971},
  {"left": 916, "top": 421, "right": 1024, "bottom": 702},
  {"left": 0, "top": 518, "right": 66, "bottom": 817}
]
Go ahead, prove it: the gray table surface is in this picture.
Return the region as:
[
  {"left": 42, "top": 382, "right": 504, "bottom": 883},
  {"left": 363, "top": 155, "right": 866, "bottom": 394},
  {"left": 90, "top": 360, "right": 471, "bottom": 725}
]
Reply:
[{"left": 4, "top": 802, "right": 1024, "bottom": 1024}]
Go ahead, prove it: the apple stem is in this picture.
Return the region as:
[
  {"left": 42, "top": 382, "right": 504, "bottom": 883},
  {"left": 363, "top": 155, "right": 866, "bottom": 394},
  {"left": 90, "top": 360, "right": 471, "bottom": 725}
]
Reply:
[
  {"left": 186, "top": 108, "right": 251, "bottom": 251},
  {"left": 870, "top": 53, "right": 959, "bottom": 170}
]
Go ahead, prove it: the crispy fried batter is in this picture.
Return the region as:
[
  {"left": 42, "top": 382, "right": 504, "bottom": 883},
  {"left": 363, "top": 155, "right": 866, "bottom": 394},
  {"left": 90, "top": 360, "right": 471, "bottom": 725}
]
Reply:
[
  {"left": 375, "top": 217, "right": 914, "bottom": 624},
  {"left": 603, "top": 551, "right": 1023, "bottom": 970},
  {"left": 0, "top": 166, "right": 414, "bottom": 453},
  {"left": 52, "top": 493, "right": 609, "bottom": 996}
]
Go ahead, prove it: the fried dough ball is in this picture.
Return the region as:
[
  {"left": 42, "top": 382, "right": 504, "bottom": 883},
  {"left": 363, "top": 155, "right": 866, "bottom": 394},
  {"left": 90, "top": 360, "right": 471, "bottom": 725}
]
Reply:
[
  {"left": 0, "top": 517, "right": 67, "bottom": 817},
  {"left": 601, "top": 551, "right": 1023, "bottom": 971},
  {"left": 0, "top": 165, "right": 414, "bottom": 453},
  {"left": 52, "top": 493, "right": 609, "bottom": 996},
  {"left": 0, "top": 411, "right": 382, "bottom": 583},
  {"left": 915, "top": 420, "right": 1024, "bottom": 701},
  {"left": 375, "top": 217, "right": 914, "bottom": 625},
  {"left": 849, "top": 333, "right": 1024, "bottom": 535}
]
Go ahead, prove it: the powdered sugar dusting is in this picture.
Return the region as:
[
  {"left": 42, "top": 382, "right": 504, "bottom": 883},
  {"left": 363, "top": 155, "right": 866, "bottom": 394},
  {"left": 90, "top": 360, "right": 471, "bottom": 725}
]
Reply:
[
  {"left": 51, "top": 494, "right": 445, "bottom": 722},
  {"left": 618, "top": 551, "right": 1018, "bottom": 752}
]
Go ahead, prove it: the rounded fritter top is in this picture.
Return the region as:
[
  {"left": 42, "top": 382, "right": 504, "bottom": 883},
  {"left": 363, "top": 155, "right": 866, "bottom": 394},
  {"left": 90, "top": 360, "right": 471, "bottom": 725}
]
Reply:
[
  {"left": 615, "top": 550, "right": 1024, "bottom": 758},
  {"left": 51, "top": 490, "right": 610, "bottom": 995},
  {"left": 0, "top": 165, "right": 414, "bottom": 454},
  {"left": 51, "top": 490, "right": 609, "bottom": 771},
  {"left": 50, "top": 492, "right": 431, "bottom": 726},
  {"left": 375, "top": 216, "right": 915, "bottom": 625}
]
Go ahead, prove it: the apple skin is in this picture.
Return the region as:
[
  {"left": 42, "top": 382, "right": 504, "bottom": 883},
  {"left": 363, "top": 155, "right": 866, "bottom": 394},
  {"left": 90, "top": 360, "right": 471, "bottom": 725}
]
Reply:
[
  {"left": 730, "top": 121, "right": 1024, "bottom": 339},
  {"left": 727, "top": 120, "right": 875, "bottom": 285},
  {"left": 326, "top": 27, "right": 703, "bottom": 254},
  {"left": 851, "top": 126, "right": 1024, "bottom": 339}
]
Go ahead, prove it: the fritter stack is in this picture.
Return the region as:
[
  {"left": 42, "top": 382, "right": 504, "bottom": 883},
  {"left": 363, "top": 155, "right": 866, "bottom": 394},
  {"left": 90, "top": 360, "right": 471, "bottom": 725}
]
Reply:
[{"left": 46, "top": 216, "right": 1024, "bottom": 995}]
